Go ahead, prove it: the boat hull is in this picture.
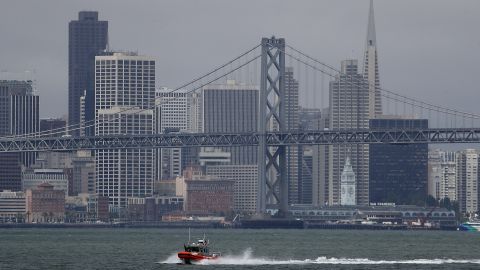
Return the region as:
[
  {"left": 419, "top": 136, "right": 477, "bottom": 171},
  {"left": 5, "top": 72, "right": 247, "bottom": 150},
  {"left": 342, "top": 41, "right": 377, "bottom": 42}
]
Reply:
[
  {"left": 458, "top": 223, "right": 480, "bottom": 232},
  {"left": 177, "top": 251, "right": 219, "bottom": 264}
]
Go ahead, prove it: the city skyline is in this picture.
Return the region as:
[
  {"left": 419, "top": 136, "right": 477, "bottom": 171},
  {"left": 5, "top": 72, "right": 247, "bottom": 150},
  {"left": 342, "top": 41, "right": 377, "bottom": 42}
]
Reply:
[{"left": 1, "top": 0, "right": 479, "bottom": 120}]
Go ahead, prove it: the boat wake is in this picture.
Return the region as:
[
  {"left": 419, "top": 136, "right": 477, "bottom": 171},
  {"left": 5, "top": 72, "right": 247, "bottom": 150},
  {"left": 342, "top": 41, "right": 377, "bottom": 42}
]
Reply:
[{"left": 160, "top": 249, "right": 480, "bottom": 265}]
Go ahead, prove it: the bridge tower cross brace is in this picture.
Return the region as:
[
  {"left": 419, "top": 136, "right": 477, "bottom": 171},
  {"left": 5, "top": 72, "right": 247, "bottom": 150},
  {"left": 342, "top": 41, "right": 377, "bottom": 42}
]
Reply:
[{"left": 257, "top": 37, "right": 287, "bottom": 214}]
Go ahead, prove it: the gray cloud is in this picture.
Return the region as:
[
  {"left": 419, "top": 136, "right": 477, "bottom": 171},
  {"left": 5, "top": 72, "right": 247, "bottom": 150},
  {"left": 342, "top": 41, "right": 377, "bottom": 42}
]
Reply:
[{"left": 1, "top": 0, "right": 479, "bottom": 120}]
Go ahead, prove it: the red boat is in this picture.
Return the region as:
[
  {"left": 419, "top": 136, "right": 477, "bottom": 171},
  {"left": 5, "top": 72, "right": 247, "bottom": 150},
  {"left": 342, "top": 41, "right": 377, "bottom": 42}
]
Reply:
[{"left": 177, "top": 236, "right": 221, "bottom": 264}]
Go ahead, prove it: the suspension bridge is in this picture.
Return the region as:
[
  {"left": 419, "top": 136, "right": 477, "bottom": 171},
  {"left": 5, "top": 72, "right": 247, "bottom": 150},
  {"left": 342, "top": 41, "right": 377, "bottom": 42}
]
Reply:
[{"left": 2, "top": 37, "right": 480, "bottom": 213}]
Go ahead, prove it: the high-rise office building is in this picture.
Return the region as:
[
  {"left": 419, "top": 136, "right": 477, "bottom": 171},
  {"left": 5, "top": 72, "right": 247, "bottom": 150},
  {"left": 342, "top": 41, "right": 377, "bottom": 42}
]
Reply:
[
  {"left": 155, "top": 88, "right": 194, "bottom": 180},
  {"left": 69, "top": 11, "right": 108, "bottom": 136},
  {"left": 312, "top": 108, "right": 330, "bottom": 206},
  {"left": 428, "top": 149, "right": 457, "bottom": 201},
  {"left": 298, "top": 107, "right": 321, "bottom": 205},
  {"left": 95, "top": 52, "right": 155, "bottom": 208},
  {"left": 200, "top": 80, "right": 258, "bottom": 165},
  {"left": 329, "top": 60, "right": 370, "bottom": 205},
  {"left": 284, "top": 67, "right": 300, "bottom": 204},
  {"left": 363, "top": 0, "right": 382, "bottom": 118},
  {"left": 456, "top": 149, "right": 479, "bottom": 214},
  {"left": 369, "top": 117, "right": 428, "bottom": 205},
  {"left": 299, "top": 147, "right": 313, "bottom": 204},
  {"left": 72, "top": 150, "right": 95, "bottom": 195},
  {"left": 0, "top": 80, "right": 39, "bottom": 191}
]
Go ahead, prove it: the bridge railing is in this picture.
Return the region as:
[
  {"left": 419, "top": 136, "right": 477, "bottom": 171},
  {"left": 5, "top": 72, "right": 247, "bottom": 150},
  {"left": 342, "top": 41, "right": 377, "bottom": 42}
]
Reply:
[{"left": 1, "top": 128, "right": 479, "bottom": 152}]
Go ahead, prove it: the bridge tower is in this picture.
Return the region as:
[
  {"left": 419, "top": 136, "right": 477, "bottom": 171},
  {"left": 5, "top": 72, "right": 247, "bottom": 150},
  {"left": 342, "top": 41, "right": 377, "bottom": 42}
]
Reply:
[{"left": 257, "top": 37, "right": 287, "bottom": 214}]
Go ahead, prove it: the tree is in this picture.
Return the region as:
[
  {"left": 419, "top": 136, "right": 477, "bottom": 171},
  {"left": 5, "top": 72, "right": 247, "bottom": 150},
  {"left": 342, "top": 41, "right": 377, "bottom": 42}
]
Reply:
[
  {"left": 439, "top": 197, "right": 452, "bottom": 210},
  {"left": 425, "top": 195, "right": 438, "bottom": 207}
]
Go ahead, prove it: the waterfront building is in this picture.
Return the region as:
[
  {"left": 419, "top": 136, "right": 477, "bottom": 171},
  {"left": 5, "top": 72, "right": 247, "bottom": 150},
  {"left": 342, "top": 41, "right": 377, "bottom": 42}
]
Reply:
[
  {"left": 0, "top": 80, "right": 39, "bottom": 191},
  {"left": 200, "top": 80, "right": 258, "bottom": 165},
  {"left": 65, "top": 193, "right": 108, "bottom": 222},
  {"left": 22, "top": 169, "right": 69, "bottom": 193},
  {"left": 340, "top": 157, "right": 356, "bottom": 206},
  {"left": 369, "top": 117, "right": 428, "bottom": 205},
  {"left": 0, "top": 190, "right": 25, "bottom": 223},
  {"left": 127, "top": 195, "right": 183, "bottom": 221},
  {"left": 206, "top": 165, "right": 258, "bottom": 213},
  {"left": 184, "top": 176, "right": 234, "bottom": 215},
  {"left": 25, "top": 183, "right": 65, "bottom": 223},
  {"left": 69, "top": 11, "right": 108, "bottom": 136},
  {"left": 288, "top": 204, "right": 456, "bottom": 228},
  {"left": 95, "top": 52, "right": 155, "bottom": 209},
  {"left": 456, "top": 149, "right": 479, "bottom": 214},
  {"left": 329, "top": 60, "right": 370, "bottom": 205}
]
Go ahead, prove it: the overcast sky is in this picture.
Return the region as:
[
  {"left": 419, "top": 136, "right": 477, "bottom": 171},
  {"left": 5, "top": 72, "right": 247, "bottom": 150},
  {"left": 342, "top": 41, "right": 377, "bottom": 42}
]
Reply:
[{"left": 1, "top": 0, "right": 479, "bottom": 119}]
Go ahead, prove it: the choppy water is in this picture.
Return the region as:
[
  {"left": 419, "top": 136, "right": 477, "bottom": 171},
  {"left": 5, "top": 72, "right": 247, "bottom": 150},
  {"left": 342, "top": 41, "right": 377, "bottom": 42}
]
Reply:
[{"left": 1, "top": 228, "right": 479, "bottom": 269}]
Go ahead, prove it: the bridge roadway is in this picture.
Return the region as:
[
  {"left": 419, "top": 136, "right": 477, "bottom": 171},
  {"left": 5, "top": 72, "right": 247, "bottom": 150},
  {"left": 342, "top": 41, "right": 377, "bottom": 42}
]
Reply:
[{"left": 0, "top": 128, "right": 479, "bottom": 152}]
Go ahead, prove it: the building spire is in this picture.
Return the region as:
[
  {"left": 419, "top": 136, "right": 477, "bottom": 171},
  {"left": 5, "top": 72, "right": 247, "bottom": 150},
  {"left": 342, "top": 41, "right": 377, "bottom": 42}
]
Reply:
[
  {"left": 366, "top": 0, "right": 376, "bottom": 47},
  {"left": 363, "top": 0, "right": 382, "bottom": 118}
]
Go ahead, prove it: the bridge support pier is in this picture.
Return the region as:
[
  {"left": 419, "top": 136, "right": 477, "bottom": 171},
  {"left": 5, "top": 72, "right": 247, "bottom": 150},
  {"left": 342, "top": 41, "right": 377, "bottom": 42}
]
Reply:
[{"left": 257, "top": 37, "right": 287, "bottom": 214}]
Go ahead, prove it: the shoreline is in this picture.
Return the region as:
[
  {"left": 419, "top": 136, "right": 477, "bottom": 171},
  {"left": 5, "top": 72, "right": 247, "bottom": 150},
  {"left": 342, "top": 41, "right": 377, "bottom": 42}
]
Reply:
[{"left": 0, "top": 222, "right": 459, "bottom": 231}]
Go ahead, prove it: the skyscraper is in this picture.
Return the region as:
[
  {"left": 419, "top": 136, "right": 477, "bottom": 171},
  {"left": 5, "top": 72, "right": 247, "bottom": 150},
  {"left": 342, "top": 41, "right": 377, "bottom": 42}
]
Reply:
[
  {"left": 312, "top": 108, "right": 330, "bottom": 206},
  {"left": 329, "top": 60, "right": 370, "bottom": 205},
  {"left": 298, "top": 107, "right": 321, "bottom": 205},
  {"left": 200, "top": 80, "right": 259, "bottom": 165},
  {"left": 363, "top": 0, "right": 382, "bottom": 118},
  {"left": 456, "top": 149, "right": 479, "bottom": 214},
  {"left": 155, "top": 88, "right": 195, "bottom": 180},
  {"left": 0, "top": 80, "right": 39, "bottom": 191},
  {"left": 69, "top": 11, "right": 108, "bottom": 136},
  {"left": 284, "top": 67, "right": 300, "bottom": 204},
  {"left": 95, "top": 52, "right": 155, "bottom": 208},
  {"left": 369, "top": 117, "right": 428, "bottom": 205},
  {"left": 428, "top": 149, "right": 457, "bottom": 201}
]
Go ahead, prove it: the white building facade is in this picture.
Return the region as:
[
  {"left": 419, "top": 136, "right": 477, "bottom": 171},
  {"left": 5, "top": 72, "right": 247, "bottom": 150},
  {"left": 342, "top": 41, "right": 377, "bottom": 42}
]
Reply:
[
  {"left": 95, "top": 53, "right": 155, "bottom": 208},
  {"left": 340, "top": 157, "right": 356, "bottom": 206},
  {"left": 155, "top": 88, "right": 194, "bottom": 180},
  {"left": 428, "top": 149, "right": 457, "bottom": 201},
  {"left": 456, "top": 149, "right": 479, "bottom": 214}
]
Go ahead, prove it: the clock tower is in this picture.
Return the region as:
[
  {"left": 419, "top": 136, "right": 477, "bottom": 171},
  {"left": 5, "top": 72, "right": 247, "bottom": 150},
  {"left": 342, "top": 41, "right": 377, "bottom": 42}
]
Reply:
[{"left": 341, "top": 157, "right": 356, "bottom": 205}]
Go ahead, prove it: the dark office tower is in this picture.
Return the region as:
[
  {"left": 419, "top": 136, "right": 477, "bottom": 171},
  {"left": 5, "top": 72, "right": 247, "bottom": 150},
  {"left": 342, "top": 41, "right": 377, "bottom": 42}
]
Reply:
[
  {"left": 0, "top": 80, "right": 39, "bottom": 191},
  {"left": 69, "top": 11, "right": 108, "bottom": 136},
  {"left": 369, "top": 118, "right": 428, "bottom": 205},
  {"left": 298, "top": 108, "right": 321, "bottom": 204},
  {"left": 201, "top": 81, "right": 259, "bottom": 165},
  {"left": 40, "top": 118, "right": 66, "bottom": 137},
  {"left": 330, "top": 60, "right": 370, "bottom": 205},
  {"left": 284, "top": 67, "right": 300, "bottom": 204}
]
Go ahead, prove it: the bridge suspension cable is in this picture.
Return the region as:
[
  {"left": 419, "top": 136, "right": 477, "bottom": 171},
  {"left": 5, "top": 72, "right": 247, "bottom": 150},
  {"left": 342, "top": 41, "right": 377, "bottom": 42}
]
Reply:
[
  {"left": 2, "top": 44, "right": 261, "bottom": 140},
  {"left": 284, "top": 44, "right": 480, "bottom": 124}
]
